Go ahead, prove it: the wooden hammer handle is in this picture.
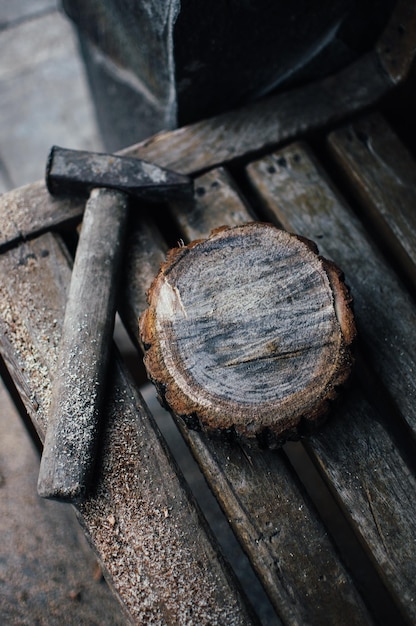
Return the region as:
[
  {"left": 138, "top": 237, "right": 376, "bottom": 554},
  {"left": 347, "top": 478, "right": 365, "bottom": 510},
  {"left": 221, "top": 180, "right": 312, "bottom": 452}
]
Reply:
[{"left": 38, "top": 188, "right": 129, "bottom": 501}]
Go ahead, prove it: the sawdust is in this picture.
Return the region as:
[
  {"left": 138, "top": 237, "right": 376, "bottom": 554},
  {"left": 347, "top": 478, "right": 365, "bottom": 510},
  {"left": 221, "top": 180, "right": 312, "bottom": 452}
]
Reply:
[
  {"left": 0, "top": 233, "right": 251, "bottom": 624},
  {"left": 77, "top": 366, "right": 251, "bottom": 625}
]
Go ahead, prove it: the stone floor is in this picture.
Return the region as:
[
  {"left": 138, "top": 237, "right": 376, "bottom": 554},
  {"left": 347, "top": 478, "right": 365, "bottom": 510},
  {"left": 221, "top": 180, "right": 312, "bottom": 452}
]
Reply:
[
  {"left": 0, "top": 1, "right": 103, "bottom": 193},
  {"left": 0, "top": 3, "right": 128, "bottom": 624},
  {"left": 0, "top": 4, "right": 277, "bottom": 624}
]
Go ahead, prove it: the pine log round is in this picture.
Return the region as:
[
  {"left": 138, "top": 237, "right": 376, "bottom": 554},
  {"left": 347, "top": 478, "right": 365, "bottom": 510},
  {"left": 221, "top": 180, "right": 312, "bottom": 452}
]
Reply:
[{"left": 140, "top": 223, "right": 356, "bottom": 446}]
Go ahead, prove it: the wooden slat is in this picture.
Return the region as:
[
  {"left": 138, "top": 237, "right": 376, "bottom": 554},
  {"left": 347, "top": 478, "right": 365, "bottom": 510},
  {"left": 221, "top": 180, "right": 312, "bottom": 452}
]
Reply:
[
  {"left": 0, "top": 51, "right": 398, "bottom": 253},
  {"left": 0, "top": 373, "right": 125, "bottom": 625},
  {"left": 375, "top": 0, "right": 416, "bottom": 84},
  {"left": 246, "top": 143, "right": 416, "bottom": 443},
  {"left": 124, "top": 54, "right": 403, "bottom": 176},
  {"left": 0, "top": 180, "right": 81, "bottom": 251},
  {"left": 3, "top": 0, "right": 415, "bottom": 253},
  {"left": 122, "top": 167, "right": 374, "bottom": 626},
  {"left": 327, "top": 113, "right": 416, "bottom": 287},
  {"left": 120, "top": 212, "right": 168, "bottom": 349},
  {"left": 0, "top": 233, "right": 258, "bottom": 626},
  {"left": 246, "top": 144, "right": 416, "bottom": 623},
  {"left": 170, "top": 167, "right": 254, "bottom": 242}
]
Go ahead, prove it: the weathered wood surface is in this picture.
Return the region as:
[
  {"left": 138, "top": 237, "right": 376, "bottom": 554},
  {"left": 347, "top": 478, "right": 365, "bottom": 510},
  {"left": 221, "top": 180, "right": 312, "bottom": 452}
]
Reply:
[
  {"left": 246, "top": 144, "right": 416, "bottom": 623},
  {"left": 0, "top": 233, "right": 258, "bottom": 625},
  {"left": 246, "top": 143, "right": 416, "bottom": 443},
  {"left": 120, "top": 211, "right": 168, "bottom": 349},
  {"left": 140, "top": 222, "right": 355, "bottom": 445},
  {"left": 1, "top": 0, "right": 414, "bottom": 253},
  {"left": 375, "top": 0, "right": 416, "bottom": 84},
  {"left": 170, "top": 167, "right": 254, "bottom": 242},
  {"left": 327, "top": 113, "right": 416, "bottom": 287},
  {"left": 122, "top": 169, "right": 374, "bottom": 625},
  {"left": 0, "top": 51, "right": 404, "bottom": 253},
  {"left": 38, "top": 189, "right": 129, "bottom": 502},
  {"left": 123, "top": 53, "right": 396, "bottom": 175},
  {"left": 0, "top": 179, "right": 81, "bottom": 251}
]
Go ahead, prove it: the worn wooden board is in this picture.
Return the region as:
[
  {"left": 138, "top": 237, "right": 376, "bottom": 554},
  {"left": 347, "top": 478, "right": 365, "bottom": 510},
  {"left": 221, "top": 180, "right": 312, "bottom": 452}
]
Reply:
[
  {"left": 246, "top": 144, "right": 416, "bottom": 623},
  {"left": 246, "top": 143, "right": 416, "bottom": 443},
  {"left": 119, "top": 211, "right": 168, "bottom": 349},
  {"left": 122, "top": 168, "right": 374, "bottom": 625},
  {"left": 0, "top": 179, "right": 82, "bottom": 251},
  {"left": 0, "top": 50, "right": 399, "bottom": 252},
  {"left": 123, "top": 53, "right": 393, "bottom": 175},
  {"left": 375, "top": 0, "right": 416, "bottom": 84},
  {"left": 0, "top": 232, "right": 258, "bottom": 626},
  {"left": 170, "top": 167, "right": 254, "bottom": 242},
  {"left": 327, "top": 113, "right": 416, "bottom": 287}
]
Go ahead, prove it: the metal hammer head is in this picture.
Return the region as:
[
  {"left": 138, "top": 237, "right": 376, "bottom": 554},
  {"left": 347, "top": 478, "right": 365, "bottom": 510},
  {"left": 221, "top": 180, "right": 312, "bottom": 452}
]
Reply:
[{"left": 46, "top": 146, "right": 193, "bottom": 202}]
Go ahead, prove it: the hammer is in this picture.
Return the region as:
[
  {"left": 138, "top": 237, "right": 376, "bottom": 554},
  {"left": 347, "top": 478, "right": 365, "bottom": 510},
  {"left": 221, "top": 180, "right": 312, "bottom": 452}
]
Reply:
[{"left": 37, "top": 146, "right": 193, "bottom": 502}]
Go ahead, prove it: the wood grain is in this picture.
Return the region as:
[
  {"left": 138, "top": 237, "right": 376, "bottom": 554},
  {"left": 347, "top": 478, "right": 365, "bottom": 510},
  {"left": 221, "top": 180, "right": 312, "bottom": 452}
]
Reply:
[
  {"left": 0, "top": 179, "right": 82, "bottom": 251},
  {"left": 1, "top": 0, "right": 414, "bottom": 252},
  {"left": 140, "top": 222, "right": 355, "bottom": 444},
  {"left": 246, "top": 143, "right": 416, "bottom": 622},
  {"left": 327, "top": 113, "right": 416, "bottom": 287},
  {"left": 0, "top": 51, "right": 396, "bottom": 253},
  {"left": 170, "top": 168, "right": 254, "bottom": 243},
  {"left": 0, "top": 232, "right": 258, "bottom": 625},
  {"left": 123, "top": 169, "right": 373, "bottom": 625},
  {"left": 246, "top": 142, "right": 416, "bottom": 443}
]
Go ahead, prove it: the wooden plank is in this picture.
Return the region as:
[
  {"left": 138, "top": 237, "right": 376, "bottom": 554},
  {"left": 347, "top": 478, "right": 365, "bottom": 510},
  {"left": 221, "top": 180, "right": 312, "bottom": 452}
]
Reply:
[
  {"left": 307, "top": 380, "right": 416, "bottom": 625},
  {"left": 120, "top": 211, "right": 168, "bottom": 350},
  {"left": 375, "top": 0, "right": 416, "bottom": 85},
  {"left": 0, "top": 50, "right": 397, "bottom": 252},
  {"left": 0, "top": 180, "right": 81, "bottom": 251},
  {"left": 327, "top": 113, "right": 416, "bottom": 287},
  {"left": 122, "top": 167, "right": 374, "bottom": 625},
  {"left": 246, "top": 144, "right": 416, "bottom": 623},
  {"left": 246, "top": 143, "right": 416, "bottom": 443},
  {"left": 0, "top": 233, "right": 258, "bottom": 626},
  {"left": 122, "top": 53, "right": 394, "bottom": 174}
]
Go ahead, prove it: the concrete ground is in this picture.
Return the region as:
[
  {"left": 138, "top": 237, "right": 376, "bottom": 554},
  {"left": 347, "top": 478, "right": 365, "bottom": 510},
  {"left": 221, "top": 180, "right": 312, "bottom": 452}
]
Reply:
[
  {"left": 0, "top": 3, "right": 277, "bottom": 624},
  {"left": 0, "top": 3, "right": 128, "bottom": 624}
]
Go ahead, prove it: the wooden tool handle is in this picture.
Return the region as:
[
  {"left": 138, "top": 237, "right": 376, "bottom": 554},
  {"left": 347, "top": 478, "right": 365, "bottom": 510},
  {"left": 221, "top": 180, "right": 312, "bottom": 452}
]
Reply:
[{"left": 38, "top": 188, "right": 129, "bottom": 501}]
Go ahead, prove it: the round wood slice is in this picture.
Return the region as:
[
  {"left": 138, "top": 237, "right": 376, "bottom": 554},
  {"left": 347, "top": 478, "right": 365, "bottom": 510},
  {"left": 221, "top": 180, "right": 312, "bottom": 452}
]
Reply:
[{"left": 140, "top": 223, "right": 356, "bottom": 446}]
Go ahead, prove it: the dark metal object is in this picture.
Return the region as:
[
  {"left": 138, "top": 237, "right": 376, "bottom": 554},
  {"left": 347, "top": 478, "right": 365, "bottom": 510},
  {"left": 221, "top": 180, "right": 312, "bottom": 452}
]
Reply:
[
  {"left": 46, "top": 146, "right": 193, "bottom": 201},
  {"left": 37, "top": 146, "right": 193, "bottom": 503}
]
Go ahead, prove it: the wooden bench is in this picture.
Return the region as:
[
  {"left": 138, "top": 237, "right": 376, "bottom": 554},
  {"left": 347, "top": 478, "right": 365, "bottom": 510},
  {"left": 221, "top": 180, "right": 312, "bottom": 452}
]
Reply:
[{"left": 1, "top": 3, "right": 416, "bottom": 623}]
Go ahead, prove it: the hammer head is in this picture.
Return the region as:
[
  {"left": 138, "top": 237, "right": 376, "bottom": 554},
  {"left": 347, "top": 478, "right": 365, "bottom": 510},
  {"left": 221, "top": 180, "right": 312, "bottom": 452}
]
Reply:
[{"left": 46, "top": 146, "right": 193, "bottom": 202}]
